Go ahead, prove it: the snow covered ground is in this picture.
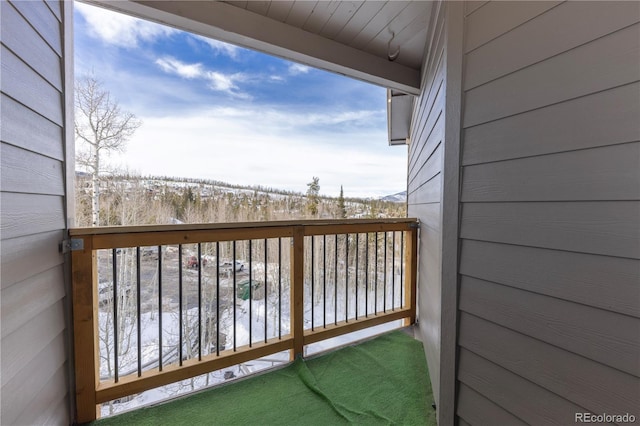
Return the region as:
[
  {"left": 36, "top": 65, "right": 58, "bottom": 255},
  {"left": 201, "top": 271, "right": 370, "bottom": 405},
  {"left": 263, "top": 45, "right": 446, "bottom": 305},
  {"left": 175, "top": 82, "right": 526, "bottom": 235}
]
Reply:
[{"left": 99, "top": 276, "right": 404, "bottom": 417}]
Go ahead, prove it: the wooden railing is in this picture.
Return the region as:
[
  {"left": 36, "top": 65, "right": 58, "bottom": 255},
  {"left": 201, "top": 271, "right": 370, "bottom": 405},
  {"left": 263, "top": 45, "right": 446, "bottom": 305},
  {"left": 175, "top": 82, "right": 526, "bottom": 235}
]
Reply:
[{"left": 70, "top": 218, "right": 418, "bottom": 422}]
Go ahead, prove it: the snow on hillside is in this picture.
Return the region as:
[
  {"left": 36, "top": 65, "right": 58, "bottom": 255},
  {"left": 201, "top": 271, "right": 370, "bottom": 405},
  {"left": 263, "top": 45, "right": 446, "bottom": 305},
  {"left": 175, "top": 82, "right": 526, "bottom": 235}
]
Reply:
[{"left": 379, "top": 191, "right": 407, "bottom": 203}]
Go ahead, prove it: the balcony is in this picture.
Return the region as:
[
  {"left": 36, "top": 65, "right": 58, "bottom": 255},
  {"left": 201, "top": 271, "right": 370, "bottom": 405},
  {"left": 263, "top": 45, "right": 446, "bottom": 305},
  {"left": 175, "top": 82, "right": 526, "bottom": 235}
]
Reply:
[{"left": 70, "top": 218, "right": 419, "bottom": 423}]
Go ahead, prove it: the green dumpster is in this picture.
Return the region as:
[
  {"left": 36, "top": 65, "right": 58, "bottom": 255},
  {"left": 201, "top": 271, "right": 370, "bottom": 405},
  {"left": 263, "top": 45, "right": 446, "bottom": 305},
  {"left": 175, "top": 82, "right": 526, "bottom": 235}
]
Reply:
[{"left": 238, "top": 279, "right": 261, "bottom": 300}]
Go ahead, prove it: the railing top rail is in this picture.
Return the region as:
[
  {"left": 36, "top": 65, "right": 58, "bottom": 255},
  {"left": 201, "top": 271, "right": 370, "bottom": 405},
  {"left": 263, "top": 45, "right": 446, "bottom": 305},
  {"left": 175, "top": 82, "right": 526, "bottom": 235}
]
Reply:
[{"left": 69, "top": 218, "right": 419, "bottom": 237}]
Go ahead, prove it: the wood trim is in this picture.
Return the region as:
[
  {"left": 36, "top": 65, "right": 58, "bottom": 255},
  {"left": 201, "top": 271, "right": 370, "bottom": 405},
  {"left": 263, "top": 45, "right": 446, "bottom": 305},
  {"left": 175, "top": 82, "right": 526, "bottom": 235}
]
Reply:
[
  {"left": 72, "top": 237, "right": 99, "bottom": 423},
  {"left": 290, "top": 226, "right": 304, "bottom": 360},
  {"left": 303, "top": 222, "right": 413, "bottom": 236},
  {"left": 70, "top": 218, "right": 419, "bottom": 237},
  {"left": 95, "top": 337, "right": 294, "bottom": 404},
  {"left": 404, "top": 228, "right": 418, "bottom": 325},
  {"left": 90, "top": 226, "right": 295, "bottom": 249},
  {"left": 304, "top": 309, "right": 412, "bottom": 345},
  {"left": 440, "top": 2, "right": 464, "bottom": 425},
  {"left": 74, "top": 219, "right": 419, "bottom": 250}
]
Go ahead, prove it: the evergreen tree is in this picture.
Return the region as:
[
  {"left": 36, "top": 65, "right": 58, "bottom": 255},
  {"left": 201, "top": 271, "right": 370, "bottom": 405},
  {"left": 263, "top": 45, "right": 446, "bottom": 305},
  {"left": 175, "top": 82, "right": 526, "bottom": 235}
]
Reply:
[
  {"left": 306, "top": 177, "right": 320, "bottom": 217},
  {"left": 337, "top": 185, "right": 347, "bottom": 218}
]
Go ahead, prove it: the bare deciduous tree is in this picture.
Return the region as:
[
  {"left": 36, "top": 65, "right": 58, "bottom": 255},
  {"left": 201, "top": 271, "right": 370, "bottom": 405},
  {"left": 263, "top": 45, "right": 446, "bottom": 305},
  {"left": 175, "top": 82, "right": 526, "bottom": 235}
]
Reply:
[{"left": 75, "top": 76, "right": 141, "bottom": 226}]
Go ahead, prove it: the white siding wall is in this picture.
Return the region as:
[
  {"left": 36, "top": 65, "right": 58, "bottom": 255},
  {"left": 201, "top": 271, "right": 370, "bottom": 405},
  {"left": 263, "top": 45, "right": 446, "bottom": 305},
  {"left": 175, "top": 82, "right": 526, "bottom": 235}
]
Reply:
[
  {"left": 1, "top": 0, "right": 71, "bottom": 424},
  {"left": 408, "top": 1, "right": 640, "bottom": 424},
  {"left": 456, "top": 1, "right": 640, "bottom": 424},
  {"left": 407, "top": 0, "right": 446, "bottom": 416}
]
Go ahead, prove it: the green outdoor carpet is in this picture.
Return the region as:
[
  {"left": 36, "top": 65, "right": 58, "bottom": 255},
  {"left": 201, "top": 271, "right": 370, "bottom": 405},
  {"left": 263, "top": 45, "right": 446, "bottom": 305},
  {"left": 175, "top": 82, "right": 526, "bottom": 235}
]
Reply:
[{"left": 93, "top": 330, "right": 436, "bottom": 426}]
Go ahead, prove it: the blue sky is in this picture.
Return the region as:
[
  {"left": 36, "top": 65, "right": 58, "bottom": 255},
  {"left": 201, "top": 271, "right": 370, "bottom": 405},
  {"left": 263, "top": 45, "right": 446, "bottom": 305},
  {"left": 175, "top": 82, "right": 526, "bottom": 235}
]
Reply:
[{"left": 74, "top": 2, "right": 408, "bottom": 198}]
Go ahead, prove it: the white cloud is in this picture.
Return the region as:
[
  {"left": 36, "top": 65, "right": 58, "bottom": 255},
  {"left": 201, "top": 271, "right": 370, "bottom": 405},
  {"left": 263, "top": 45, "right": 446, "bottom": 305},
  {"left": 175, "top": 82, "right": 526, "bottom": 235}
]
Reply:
[
  {"left": 288, "top": 63, "right": 311, "bottom": 75},
  {"left": 75, "top": 2, "right": 176, "bottom": 47},
  {"left": 154, "top": 56, "right": 249, "bottom": 98},
  {"left": 108, "top": 106, "right": 406, "bottom": 198},
  {"left": 155, "top": 57, "right": 204, "bottom": 79},
  {"left": 205, "top": 71, "right": 237, "bottom": 92},
  {"left": 193, "top": 35, "right": 241, "bottom": 59},
  {"left": 296, "top": 110, "right": 379, "bottom": 126}
]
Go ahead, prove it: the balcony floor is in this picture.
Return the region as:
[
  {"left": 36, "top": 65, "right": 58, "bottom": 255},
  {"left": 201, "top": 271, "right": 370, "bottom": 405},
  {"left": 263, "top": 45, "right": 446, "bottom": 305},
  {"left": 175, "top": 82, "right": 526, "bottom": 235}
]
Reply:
[{"left": 92, "top": 329, "right": 435, "bottom": 425}]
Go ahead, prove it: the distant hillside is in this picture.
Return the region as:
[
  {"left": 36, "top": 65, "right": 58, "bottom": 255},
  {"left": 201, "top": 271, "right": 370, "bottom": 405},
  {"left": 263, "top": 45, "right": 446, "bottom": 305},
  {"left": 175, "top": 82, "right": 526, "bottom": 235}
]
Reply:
[
  {"left": 75, "top": 173, "right": 407, "bottom": 226},
  {"left": 95, "top": 173, "right": 388, "bottom": 204},
  {"left": 380, "top": 191, "right": 407, "bottom": 203}
]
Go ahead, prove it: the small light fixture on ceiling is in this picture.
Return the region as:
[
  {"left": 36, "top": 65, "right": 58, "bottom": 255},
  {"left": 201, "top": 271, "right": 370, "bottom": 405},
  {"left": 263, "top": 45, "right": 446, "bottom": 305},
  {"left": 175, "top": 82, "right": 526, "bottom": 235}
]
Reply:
[{"left": 388, "top": 31, "right": 400, "bottom": 62}]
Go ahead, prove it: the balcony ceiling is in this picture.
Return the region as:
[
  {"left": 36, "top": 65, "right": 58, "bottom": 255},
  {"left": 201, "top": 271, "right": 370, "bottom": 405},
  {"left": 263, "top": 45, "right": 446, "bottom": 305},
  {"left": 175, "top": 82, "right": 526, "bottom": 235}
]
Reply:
[{"left": 88, "top": 1, "right": 433, "bottom": 94}]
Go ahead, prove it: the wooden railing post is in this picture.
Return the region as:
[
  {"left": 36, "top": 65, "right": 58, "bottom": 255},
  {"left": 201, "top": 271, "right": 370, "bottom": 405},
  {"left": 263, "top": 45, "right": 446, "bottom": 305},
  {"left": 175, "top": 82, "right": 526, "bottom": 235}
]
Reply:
[
  {"left": 71, "top": 236, "right": 100, "bottom": 422},
  {"left": 404, "top": 224, "right": 419, "bottom": 326},
  {"left": 290, "top": 225, "right": 305, "bottom": 360}
]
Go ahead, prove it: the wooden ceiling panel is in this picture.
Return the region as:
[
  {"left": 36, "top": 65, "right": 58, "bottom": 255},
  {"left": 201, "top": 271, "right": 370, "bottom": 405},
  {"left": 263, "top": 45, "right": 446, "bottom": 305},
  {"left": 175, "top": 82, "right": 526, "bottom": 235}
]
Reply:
[
  {"left": 222, "top": 0, "right": 430, "bottom": 70},
  {"left": 220, "top": 0, "right": 432, "bottom": 86},
  {"left": 266, "top": 1, "right": 294, "bottom": 22},
  {"left": 318, "top": 1, "right": 364, "bottom": 40},
  {"left": 362, "top": 3, "right": 430, "bottom": 68},
  {"left": 394, "top": 28, "right": 429, "bottom": 69},
  {"left": 225, "top": 1, "right": 248, "bottom": 9},
  {"left": 332, "top": 1, "right": 386, "bottom": 45},
  {"left": 348, "top": 1, "right": 410, "bottom": 50},
  {"left": 284, "top": 1, "right": 319, "bottom": 27},
  {"left": 393, "top": 4, "right": 431, "bottom": 46},
  {"left": 302, "top": 1, "right": 341, "bottom": 33},
  {"left": 246, "top": 1, "right": 270, "bottom": 15}
]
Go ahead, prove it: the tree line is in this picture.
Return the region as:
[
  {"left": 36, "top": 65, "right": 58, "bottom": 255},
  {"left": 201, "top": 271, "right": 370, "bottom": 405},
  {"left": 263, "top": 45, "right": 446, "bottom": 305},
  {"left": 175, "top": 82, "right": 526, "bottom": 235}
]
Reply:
[{"left": 75, "top": 174, "right": 406, "bottom": 227}]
